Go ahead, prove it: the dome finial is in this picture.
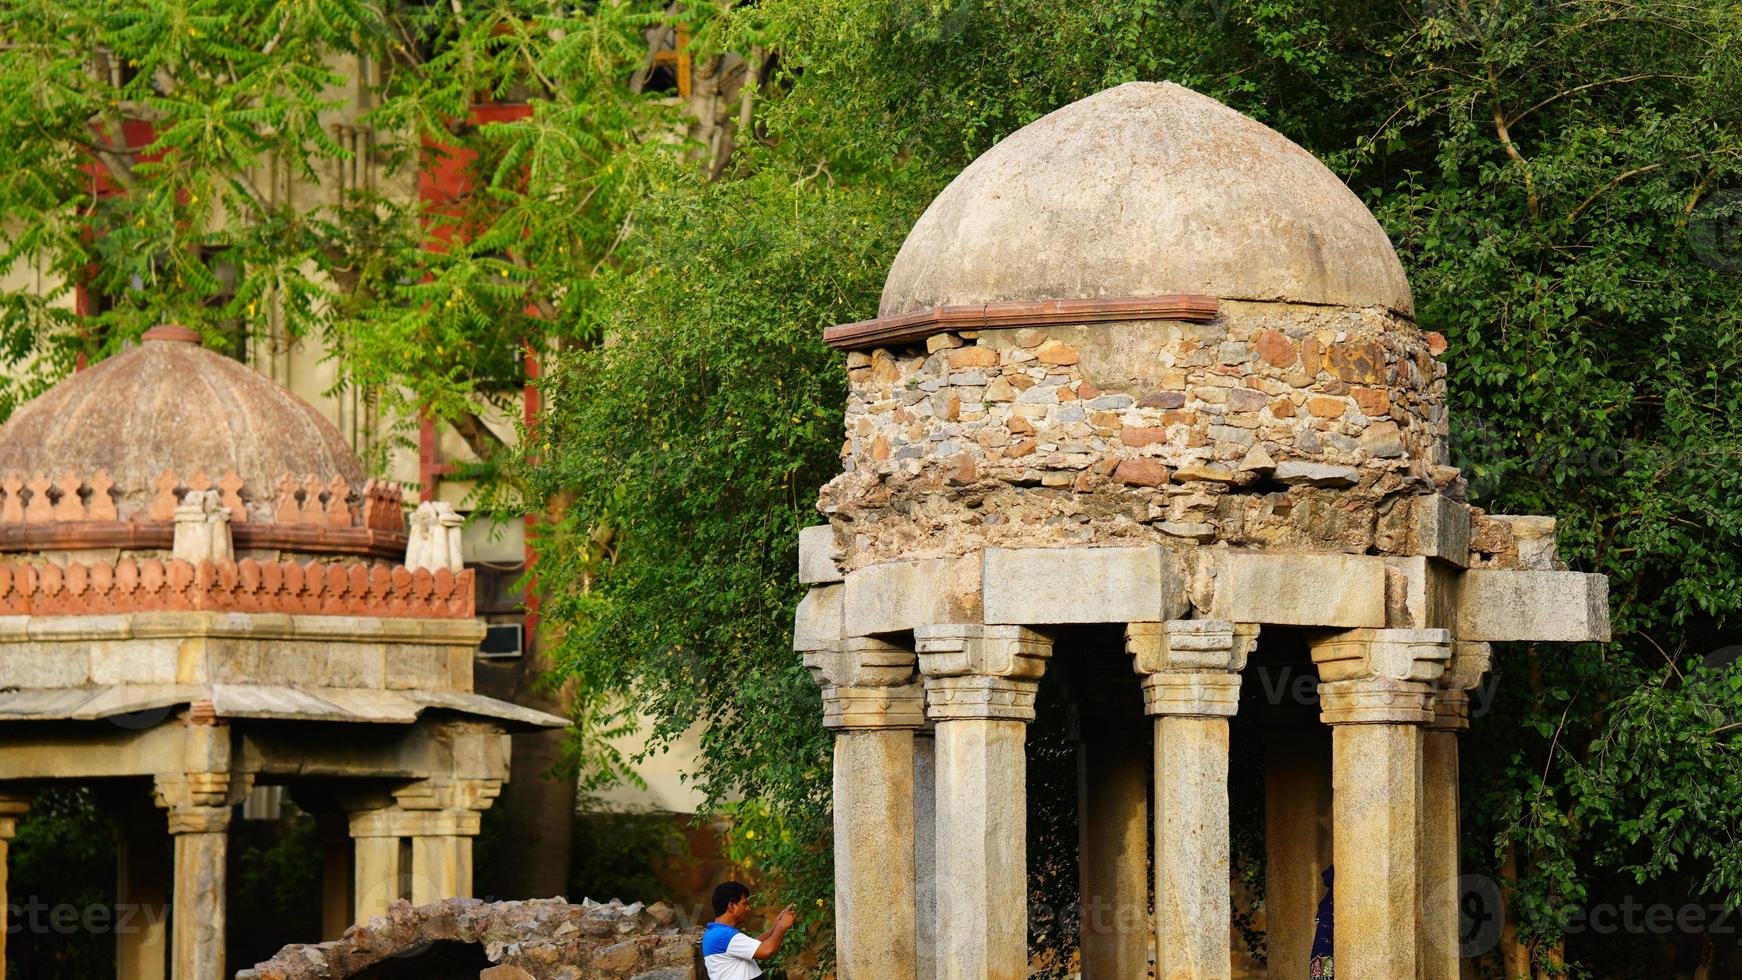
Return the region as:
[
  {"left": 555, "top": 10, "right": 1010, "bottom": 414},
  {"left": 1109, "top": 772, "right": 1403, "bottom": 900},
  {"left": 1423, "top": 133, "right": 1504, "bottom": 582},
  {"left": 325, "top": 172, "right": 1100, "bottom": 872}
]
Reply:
[{"left": 142, "top": 324, "right": 200, "bottom": 344}]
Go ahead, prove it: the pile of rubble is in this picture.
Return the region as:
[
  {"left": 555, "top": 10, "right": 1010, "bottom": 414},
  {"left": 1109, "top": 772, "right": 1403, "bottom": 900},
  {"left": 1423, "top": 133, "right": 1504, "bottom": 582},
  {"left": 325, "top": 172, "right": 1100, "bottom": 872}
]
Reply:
[{"left": 238, "top": 897, "right": 700, "bottom": 980}]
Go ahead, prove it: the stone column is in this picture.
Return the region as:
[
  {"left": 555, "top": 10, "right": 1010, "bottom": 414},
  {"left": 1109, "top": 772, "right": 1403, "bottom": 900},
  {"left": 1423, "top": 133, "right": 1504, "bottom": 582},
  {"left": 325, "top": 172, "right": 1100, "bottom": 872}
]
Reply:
[
  {"left": 1127, "top": 620, "right": 1257, "bottom": 980},
  {"left": 117, "top": 818, "right": 171, "bottom": 980},
  {"left": 1310, "top": 628, "right": 1451, "bottom": 980},
  {"left": 915, "top": 624, "right": 1052, "bottom": 980},
  {"left": 913, "top": 728, "right": 938, "bottom": 980},
  {"left": 1260, "top": 721, "right": 1331, "bottom": 978},
  {"left": 349, "top": 778, "right": 500, "bottom": 918},
  {"left": 808, "top": 636, "right": 926, "bottom": 980},
  {"left": 0, "top": 793, "right": 30, "bottom": 980},
  {"left": 154, "top": 771, "right": 242, "bottom": 980},
  {"left": 1074, "top": 658, "right": 1149, "bottom": 980},
  {"left": 1420, "top": 641, "right": 1492, "bottom": 980}
]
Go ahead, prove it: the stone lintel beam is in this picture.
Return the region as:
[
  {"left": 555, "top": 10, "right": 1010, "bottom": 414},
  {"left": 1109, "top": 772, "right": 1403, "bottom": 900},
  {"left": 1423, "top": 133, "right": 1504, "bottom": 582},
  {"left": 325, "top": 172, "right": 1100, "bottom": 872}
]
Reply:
[
  {"left": 844, "top": 558, "right": 982, "bottom": 638},
  {"left": 1208, "top": 552, "right": 1387, "bottom": 628},
  {"left": 1455, "top": 569, "right": 1610, "bottom": 642},
  {"left": 982, "top": 545, "right": 1188, "bottom": 626}
]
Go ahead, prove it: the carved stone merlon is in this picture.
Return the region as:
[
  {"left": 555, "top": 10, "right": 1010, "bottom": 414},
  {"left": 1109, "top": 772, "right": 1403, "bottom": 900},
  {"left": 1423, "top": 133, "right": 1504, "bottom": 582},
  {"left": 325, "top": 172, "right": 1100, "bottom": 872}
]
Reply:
[
  {"left": 172, "top": 489, "right": 233, "bottom": 564},
  {"left": 1311, "top": 628, "right": 1453, "bottom": 726},
  {"left": 915, "top": 624, "right": 1052, "bottom": 723},
  {"left": 405, "top": 501, "right": 465, "bottom": 573}
]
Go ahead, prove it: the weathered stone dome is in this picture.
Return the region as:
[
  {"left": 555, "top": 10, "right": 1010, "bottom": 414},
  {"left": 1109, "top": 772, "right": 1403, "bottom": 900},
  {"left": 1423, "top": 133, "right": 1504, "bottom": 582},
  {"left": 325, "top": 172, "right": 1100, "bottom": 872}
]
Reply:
[
  {"left": 880, "top": 81, "right": 1414, "bottom": 318},
  {"left": 0, "top": 325, "right": 364, "bottom": 505}
]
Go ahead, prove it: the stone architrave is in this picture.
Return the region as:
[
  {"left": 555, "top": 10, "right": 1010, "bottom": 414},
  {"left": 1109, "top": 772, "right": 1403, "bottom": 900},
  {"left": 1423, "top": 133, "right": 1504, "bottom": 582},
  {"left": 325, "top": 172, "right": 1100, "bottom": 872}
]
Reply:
[
  {"left": 807, "top": 636, "right": 924, "bottom": 980},
  {"left": 915, "top": 624, "right": 1051, "bottom": 980},
  {"left": 1127, "top": 620, "right": 1257, "bottom": 980},
  {"left": 1421, "top": 640, "right": 1492, "bottom": 980},
  {"left": 1309, "top": 628, "right": 1451, "bottom": 979}
]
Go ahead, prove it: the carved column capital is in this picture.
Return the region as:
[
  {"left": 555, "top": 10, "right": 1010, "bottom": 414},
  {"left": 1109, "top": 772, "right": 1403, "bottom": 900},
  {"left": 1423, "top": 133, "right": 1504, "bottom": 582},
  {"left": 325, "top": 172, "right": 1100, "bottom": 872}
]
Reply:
[
  {"left": 914, "top": 625, "right": 1052, "bottom": 723},
  {"left": 154, "top": 771, "right": 251, "bottom": 834},
  {"left": 0, "top": 792, "right": 31, "bottom": 840},
  {"left": 925, "top": 674, "right": 1041, "bottom": 722},
  {"left": 1311, "top": 628, "right": 1452, "bottom": 684},
  {"left": 1428, "top": 689, "right": 1471, "bottom": 732},
  {"left": 1317, "top": 678, "right": 1436, "bottom": 725},
  {"left": 1126, "top": 620, "right": 1258, "bottom": 674},
  {"left": 914, "top": 624, "right": 1051, "bottom": 681},
  {"left": 1441, "top": 640, "right": 1493, "bottom": 692},
  {"left": 806, "top": 636, "right": 925, "bottom": 730},
  {"left": 1141, "top": 672, "right": 1243, "bottom": 718}
]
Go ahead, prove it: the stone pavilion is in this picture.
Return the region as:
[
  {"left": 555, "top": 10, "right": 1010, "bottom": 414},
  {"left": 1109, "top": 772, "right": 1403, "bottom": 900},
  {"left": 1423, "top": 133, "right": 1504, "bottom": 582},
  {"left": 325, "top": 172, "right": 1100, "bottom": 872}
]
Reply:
[
  {"left": 0, "top": 325, "right": 565, "bottom": 980},
  {"left": 795, "top": 82, "right": 1610, "bottom": 979}
]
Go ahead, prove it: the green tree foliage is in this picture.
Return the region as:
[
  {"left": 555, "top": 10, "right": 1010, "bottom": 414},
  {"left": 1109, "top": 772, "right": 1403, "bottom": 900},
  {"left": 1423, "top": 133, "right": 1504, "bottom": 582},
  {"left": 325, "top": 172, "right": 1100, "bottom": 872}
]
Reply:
[
  {"left": 524, "top": 0, "right": 1742, "bottom": 972},
  {"left": 4, "top": 0, "right": 1742, "bottom": 974},
  {"left": 0, "top": 0, "right": 671, "bottom": 454}
]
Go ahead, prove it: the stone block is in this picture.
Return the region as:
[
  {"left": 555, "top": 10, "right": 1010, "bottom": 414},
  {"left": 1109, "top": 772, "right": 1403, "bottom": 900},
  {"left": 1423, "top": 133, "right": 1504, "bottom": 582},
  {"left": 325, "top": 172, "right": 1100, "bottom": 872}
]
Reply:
[
  {"left": 1456, "top": 570, "right": 1610, "bottom": 642},
  {"left": 1210, "top": 551, "right": 1386, "bottom": 627},
  {"left": 1273, "top": 461, "right": 1359, "bottom": 487},
  {"left": 1383, "top": 557, "right": 1459, "bottom": 631},
  {"left": 797, "top": 524, "right": 844, "bottom": 584},
  {"left": 982, "top": 545, "right": 1189, "bottom": 625},
  {"left": 1404, "top": 494, "right": 1470, "bottom": 567},
  {"left": 842, "top": 558, "right": 980, "bottom": 637},
  {"left": 0, "top": 643, "right": 91, "bottom": 687},
  {"left": 792, "top": 584, "right": 845, "bottom": 651}
]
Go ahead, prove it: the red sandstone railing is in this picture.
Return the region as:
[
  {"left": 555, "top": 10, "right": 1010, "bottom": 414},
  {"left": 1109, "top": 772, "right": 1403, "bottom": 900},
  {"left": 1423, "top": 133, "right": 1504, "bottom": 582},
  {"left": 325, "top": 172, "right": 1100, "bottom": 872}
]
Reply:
[
  {"left": 0, "top": 471, "right": 411, "bottom": 559},
  {"left": 0, "top": 470, "right": 405, "bottom": 528},
  {"left": 0, "top": 558, "right": 475, "bottom": 619}
]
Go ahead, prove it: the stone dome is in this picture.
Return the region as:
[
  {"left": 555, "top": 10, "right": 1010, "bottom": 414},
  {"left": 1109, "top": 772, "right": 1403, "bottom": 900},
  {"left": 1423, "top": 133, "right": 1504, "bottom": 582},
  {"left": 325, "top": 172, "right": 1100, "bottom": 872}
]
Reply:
[
  {"left": 880, "top": 81, "right": 1414, "bottom": 319},
  {"left": 0, "top": 325, "right": 365, "bottom": 505}
]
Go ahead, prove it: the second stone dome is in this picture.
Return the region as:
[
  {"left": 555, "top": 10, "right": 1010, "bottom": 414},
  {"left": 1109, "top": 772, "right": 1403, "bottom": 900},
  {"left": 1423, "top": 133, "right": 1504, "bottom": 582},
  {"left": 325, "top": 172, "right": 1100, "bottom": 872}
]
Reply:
[{"left": 880, "top": 81, "right": 1414, "bottom": 319}]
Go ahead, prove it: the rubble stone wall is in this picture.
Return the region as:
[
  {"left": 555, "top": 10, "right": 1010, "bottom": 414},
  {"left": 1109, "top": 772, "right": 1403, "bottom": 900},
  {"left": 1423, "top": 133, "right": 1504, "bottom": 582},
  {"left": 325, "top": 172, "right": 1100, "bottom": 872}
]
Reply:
[
  {"left": 238, "top": 898, "right": 700, "bottom": 980},
  {"left": 821, "top": 302, "right": 1465, "bottom": 566}
]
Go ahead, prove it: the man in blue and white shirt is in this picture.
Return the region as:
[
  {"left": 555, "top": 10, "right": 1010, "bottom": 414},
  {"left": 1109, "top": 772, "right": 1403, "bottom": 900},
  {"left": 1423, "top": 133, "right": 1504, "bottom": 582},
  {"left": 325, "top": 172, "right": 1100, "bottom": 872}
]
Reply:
[{"left": 701, "top": 881, "right": 796, "bottom": 980}]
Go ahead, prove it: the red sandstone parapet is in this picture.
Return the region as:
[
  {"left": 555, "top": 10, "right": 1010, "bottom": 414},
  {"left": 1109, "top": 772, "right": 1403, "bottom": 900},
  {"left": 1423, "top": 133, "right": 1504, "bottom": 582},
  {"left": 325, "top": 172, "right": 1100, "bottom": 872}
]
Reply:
[
  {"left": 0, "top": 469, "right": 409, "bottom": 529},
  {"left": 0, "top": 558, "right": 475, "bottom": 619}
]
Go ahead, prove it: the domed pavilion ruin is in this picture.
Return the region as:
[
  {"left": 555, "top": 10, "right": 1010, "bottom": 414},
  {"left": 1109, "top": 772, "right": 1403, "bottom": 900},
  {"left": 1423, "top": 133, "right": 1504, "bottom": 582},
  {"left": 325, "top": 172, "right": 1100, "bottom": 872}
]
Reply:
[
  {"left": 0, "top": 325, "right": 565, "bottom": 980},
  {"left": 795, "top": 82, "right": 1610, "bottom": 979}
]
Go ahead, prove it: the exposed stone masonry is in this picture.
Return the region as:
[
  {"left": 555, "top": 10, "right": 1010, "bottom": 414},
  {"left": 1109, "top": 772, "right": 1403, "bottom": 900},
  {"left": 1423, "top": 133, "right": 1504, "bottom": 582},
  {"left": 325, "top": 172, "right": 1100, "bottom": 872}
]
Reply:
[
  {"left": 239, "top": 898, "right": 700, "bottom": 980},
  {"left": 821, "top": 302, "right": 1462, "bottom": 567}
]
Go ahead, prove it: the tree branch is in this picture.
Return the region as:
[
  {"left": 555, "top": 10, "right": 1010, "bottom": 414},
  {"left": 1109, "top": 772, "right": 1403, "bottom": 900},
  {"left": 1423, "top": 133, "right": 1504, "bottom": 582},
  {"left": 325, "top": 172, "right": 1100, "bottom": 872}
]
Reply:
[
  {"left": 1507, "top": 74, "right": 1690, "bottom": 129},
  {"left": 1489, "top": 63, "right": 1541, "bottom": 219},
  {"left": 1566, "top": 163, "right": 1664, "bottom": 223},
  {"left": 451, "top": 408, "right": 508, "bottom": 459}
]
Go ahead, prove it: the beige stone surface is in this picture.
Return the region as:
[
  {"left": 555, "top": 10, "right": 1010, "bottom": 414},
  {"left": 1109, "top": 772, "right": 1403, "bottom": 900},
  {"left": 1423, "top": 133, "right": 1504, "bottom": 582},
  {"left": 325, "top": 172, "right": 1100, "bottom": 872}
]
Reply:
[
  {"left": 1455, "top": 569, "right": 1610, "bottom": 641},
  {"left": 1420, "top": 729, "right": 1462, "bottom": 980},
  {"left": 834, "top": 730, "right": 918, "bottom": 980},
  {"left": 1078, "top": 729, "right": 1150, "bottom": 979},
  {"left": 1330, "top": 723, "right": 1422, "bottom": 978},
  {"left": 1154, "top": 716, "right": 1231, "bottom": 980},
  {"left": 792, "top": 584, "right": 844, "bottom": 652},
  {"left": 1209, "top": 552, "right": 1387, "bottom": 627},
  {"left": 172, "top": 825, "right": 228, "bottom": 980},
  {"left": 844, "top": 558, "right": 981, "bottom": 637},
  {"left": 932, "top": 718, "right": 1030, "bottom": 980},
  {"left": 982, "top": 545, "right": 1188, "bottom": 625},
  {"left": 879, "top": 82, "right": 1413, "bottom": 317},
  {"left": 1262, "top": 727, "right": 1332, "bottom": 979},
  {"left": 798, "top": 523, "right": 844, "bottom": 584}
]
